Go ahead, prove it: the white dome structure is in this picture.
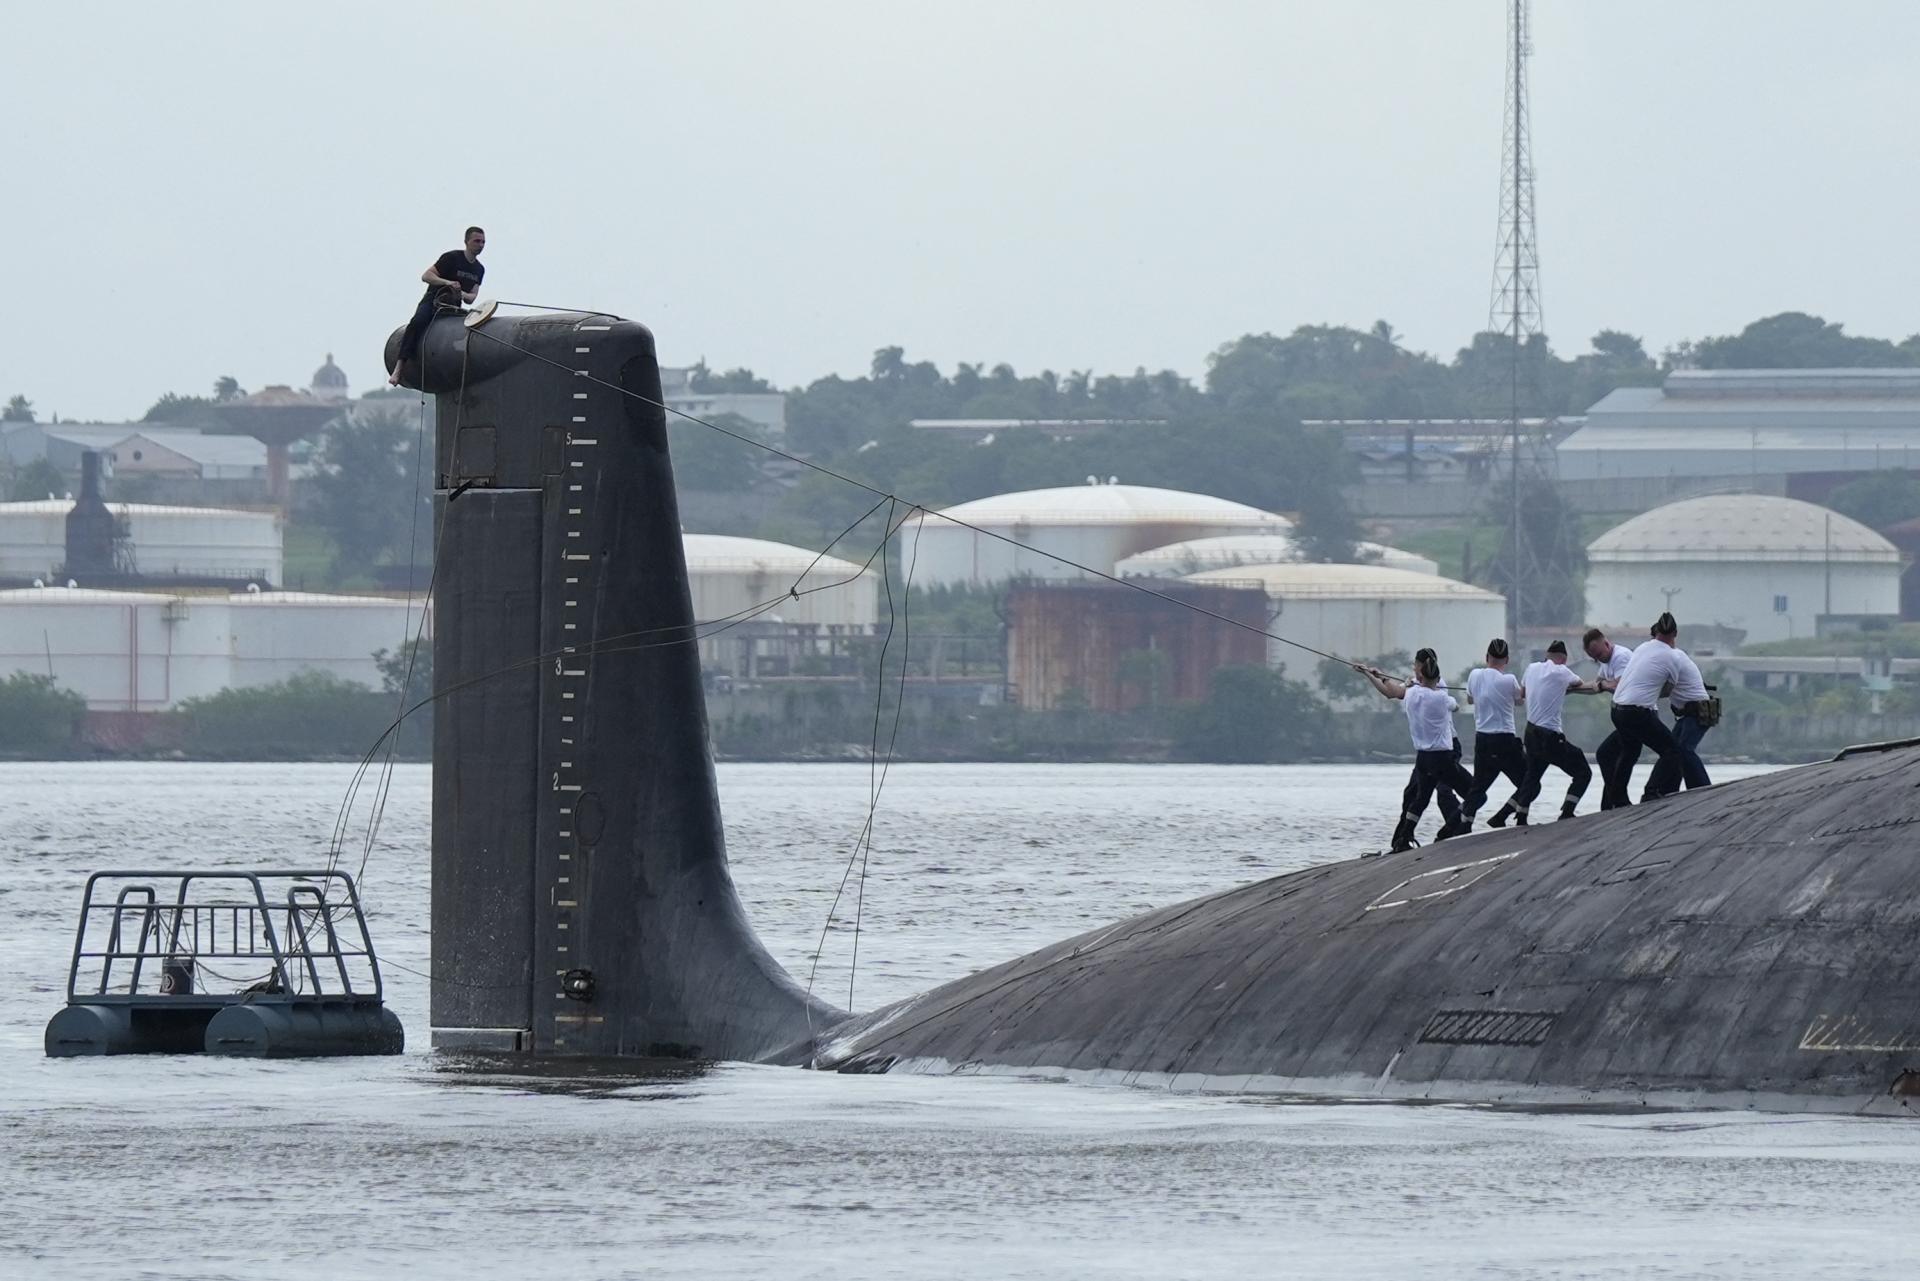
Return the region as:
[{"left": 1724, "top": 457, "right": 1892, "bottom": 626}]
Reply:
[
  {"left": 1585, "top": 495, "right": 1899, "bottom": 644},
  {"left": 1181, "top": 562, "right": 1506, "bottom": 693},
  {"left": 682, "top": 533, "right": 878, "bottom": 674},
  {"left": 913, "top": 481, "right": 1291, "bottom": 588},
  {"left": 1115, "top": 532, "right": 1438, "bottom": 579},
  {"left": 0, "top": 499, "right": 281, "bottom": 585}
]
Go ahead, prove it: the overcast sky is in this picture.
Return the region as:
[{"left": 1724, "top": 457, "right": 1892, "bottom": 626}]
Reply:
[{"left": 7, "top": 1, "right": 1918, "bottom": 421}]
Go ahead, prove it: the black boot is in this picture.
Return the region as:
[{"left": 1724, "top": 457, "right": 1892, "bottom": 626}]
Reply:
[
  {"left": 1513, "top": 807, "right": 1529, "bottom": 827},
  {"left": 1388, "top": 816, "right": 1417, "bottom": 853},
  {"left": 1486, "top": 803, "right": 1512, "bottom": 828},
  {"left": 1559, "top": 801, "right": 1578, "bottom": 821},
  {"left": 1436, "top": 816, "right": 1471, "bottom": 840}
]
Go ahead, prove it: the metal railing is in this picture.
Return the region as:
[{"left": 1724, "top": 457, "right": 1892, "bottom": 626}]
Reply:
[{"left": 64, "top": 870, "right": 384, "bottom": 1004}]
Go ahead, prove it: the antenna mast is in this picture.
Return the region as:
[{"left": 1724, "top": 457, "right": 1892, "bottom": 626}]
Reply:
[{"left": 1489, "top": 0, "right": 1543, "bottom": 636}]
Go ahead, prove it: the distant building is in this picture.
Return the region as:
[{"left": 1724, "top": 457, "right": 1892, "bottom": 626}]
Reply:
[
  {"left": 1584, "top": 494, "right": 1901, "bottom": 645},
  {"left": 3, "top": 424, "right": 267, "bottom": 483},
  {"left": 311, "top": 352, "right": 349, "bottom": 402},
  {"left": 1305, "top": 417, "right": 1575, "bottom": 484},
  {"left": 1561, "top": 369, "right": 1920, "bottom": 496},
  {"left": 659, "top": 366, "right": 787, "bottom": 441}
]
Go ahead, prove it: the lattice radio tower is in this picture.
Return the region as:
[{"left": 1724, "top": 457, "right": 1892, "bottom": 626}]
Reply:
[{"left": 1488, "top": 0, "right": 1545, "bottom": 635}]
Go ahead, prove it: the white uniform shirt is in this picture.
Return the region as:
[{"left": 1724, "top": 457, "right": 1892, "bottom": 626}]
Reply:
[
  {"left": 1668, "top": 648, "right": 1708, "bottom": 712},
  {"left": 1598, "top": 642, "right": 1634, "bottom": 684},
  {"left": 1522, "top": 661, "right": 1582, "bottom": 733},
  {"left": 1613, "top": 641, "right": 1686, "bottom": 710},
  {"left": 1403, "top": 683, "right": 1459, "bottom": 752},
  {"left": 1466, "top": 667, "right": 1522, "bottom": 735}
]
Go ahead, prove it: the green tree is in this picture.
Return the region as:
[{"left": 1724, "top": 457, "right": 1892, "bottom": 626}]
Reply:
[
  {"left": 670, "top": 412, "right": 768, "bottom": 491},
  {"left": 8, "top": 458, "right": 66, "bottom": 501},
  {"left": 1292, "top": 474, "right": 1362, "bottom": 562},
  {"left": 0, "top": 673, "right": 87, "bottom": 750},
  {"left": 1173, "top": 664, "right": 1324, "bottom": 762},
  {"left": 171, "top": 670, "right": 394, "bottom": 758},
  {"left": 1670, "top": 312, "right": 1913, "bottom": 370},
  {"left": 1480, "top": 474, "right": 1588, "bottom": 626},
  {"left": 143, "top": 392, "right": 218, "bottom": 424},
  {"left": 3, "top": 394, "right": 34, "bottom": 423},
  {"left": 307, "top": 410, "right": 429, "bottom": 580},
  {"left": 1826, "top": 470, "right": 1920, "bottom": 531},
  {"left": 213, "top": 375, "right": 245, "bottom": 402},
  {"left": 687, "top": 362, "right": 774, "bottom": 393}
]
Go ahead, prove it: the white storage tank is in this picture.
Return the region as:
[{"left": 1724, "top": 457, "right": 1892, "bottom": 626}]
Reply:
[
  {"left": 1180, "top": 562, "right": 1507, "bottom": 693},
  {"left": 0, "top": 586, "right": 229, "bottom": 711},
  {"left": 1585, "top": 495, "right": 1901, "bottom": 645},
  {"left": 222, "top": 591, "right": 428, "bottom": 693},
  {"left": 683, "top": 534, "right": 878, "bottom": 672},
  {"left": 0, "top": 499, "right": 282, "bottom": 585},
  {"left": 1115, "top": 532, "right": 1438, "bottom": 579},
  {"left": 914, "top": 480, "right": 1291, "bottom": 588}
]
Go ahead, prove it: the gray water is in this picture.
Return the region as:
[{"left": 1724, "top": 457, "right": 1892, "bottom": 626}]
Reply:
[{"left": 4, "top": 761, "right": 1917, "bottom": 1280}]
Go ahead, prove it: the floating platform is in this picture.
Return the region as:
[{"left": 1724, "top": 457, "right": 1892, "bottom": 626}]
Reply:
[{"left": 45, "top": 870, "right": 404, "bottom": 1058}]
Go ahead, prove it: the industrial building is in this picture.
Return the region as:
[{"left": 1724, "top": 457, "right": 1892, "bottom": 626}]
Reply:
[
  {"left": 0, "top": 498, "right": 281, "bottom": 585},
  {"left": 1180, "top": 562, "right": 1507, "bottom": 693},
  {"left": 1004, "top": 580, "right": 1269, "bottom": 711},
  {"left": 0, "top": 586, "right": 425, "bottom": 711},
  {"left": 684, "top": 534, "right": 877, "bottom": 677},
  {"left": 1560, "top": 369, "right": 1920, "bottom": 492},
  {"left": 1584, "top": 494, "right": 1901, "bottom": 645},
  {"left": 914, "top": 480, "right": 1291, "bottom": 588},
  {"left": 1114, "top": 532, "right": 1437, "bottom": 579},
  {"left": 659, "top": 367, "right": 788, "bottom": 441}
]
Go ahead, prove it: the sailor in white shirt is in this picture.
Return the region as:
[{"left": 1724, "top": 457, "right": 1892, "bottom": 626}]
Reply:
[
  {"left": 1606, "top": 612, "right": 1692, "bottom": 805},
  {"left": 1642, "top": 629, "right": 1713, "bottom": 799},
  {"left": 1583, "top": 626, "right": 1638, "bottom": 810},
  {"left": 1356, "top": 647, "right": 1475, "bottom": 853},
  {"left": 1462, "top": 638, "right": 1527, "bottom": 826},
  {"left": 1502, "top": 639, "right": 1599, "bottom": 825}
]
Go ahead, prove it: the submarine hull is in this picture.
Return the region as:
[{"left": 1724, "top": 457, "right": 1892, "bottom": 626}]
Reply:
[{"left": 812, "top": 746, "right": 1920, "bottom": 1114}]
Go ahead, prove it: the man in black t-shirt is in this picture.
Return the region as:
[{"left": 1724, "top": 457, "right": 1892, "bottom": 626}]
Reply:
[{"left": 388, "top": 226, "right": 487, "bottom": 384}]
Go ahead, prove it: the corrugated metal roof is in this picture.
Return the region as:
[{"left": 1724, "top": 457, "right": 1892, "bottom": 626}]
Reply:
[
  {"left": 936, "top": 483, "right": 1287, "bottom": 528},
  {"left": 1183, "top": 562, "right": 1503, "bottom": 602},
  {"left": 1588, "top": 495, "right": 1899, "bottom": 563}
]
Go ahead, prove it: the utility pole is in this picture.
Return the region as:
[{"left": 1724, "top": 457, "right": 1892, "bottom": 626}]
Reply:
[{"left": 1488, "top": 0, "right": 1543, "bottom": 639}]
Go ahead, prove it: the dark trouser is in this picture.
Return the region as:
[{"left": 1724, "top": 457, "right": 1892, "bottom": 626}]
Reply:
[
  {"left": 1608, "top": 704, "right": 1688, "bottom": 802},
  {"left": 1513, "top": 723, "right": 1591, "bottom": 812},
  {"left": 1392, "top": 746, "right": 1474, "bottom": 847},
  {"left": 1597, "top": 729, "right": 1631, "bottom": 810},
  {"left": 1643, "top": 711, "right": 1712, "bottom": 799},
  {"left": 1464, "top": 731, "right": 1526, "bottom": 816},
  {"left": 395, "top": 295, "right": 446, "bottom": 368}
]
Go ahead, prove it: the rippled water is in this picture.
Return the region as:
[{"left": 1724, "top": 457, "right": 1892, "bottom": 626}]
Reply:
[{"left": 4, "top": 760, "right": 1918, "bottom": 1280}]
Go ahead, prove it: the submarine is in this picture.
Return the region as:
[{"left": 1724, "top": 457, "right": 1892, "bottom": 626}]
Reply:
[{"left": 394, "top": 309, "right": 1920, "bottom": 1115}]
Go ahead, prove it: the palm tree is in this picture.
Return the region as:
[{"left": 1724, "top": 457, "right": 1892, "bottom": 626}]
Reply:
[{"left": 2, "top": 394, "right": 34, "bottom": 423}]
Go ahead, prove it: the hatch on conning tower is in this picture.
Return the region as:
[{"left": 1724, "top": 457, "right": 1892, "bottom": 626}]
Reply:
[{"left": 45, "top": 869, "right": 403, "bottom": 1058}]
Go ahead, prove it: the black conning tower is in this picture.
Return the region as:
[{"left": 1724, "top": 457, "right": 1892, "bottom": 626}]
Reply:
[{"left": 387, "top": 311, "right": 840, "bottom": 1059}]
